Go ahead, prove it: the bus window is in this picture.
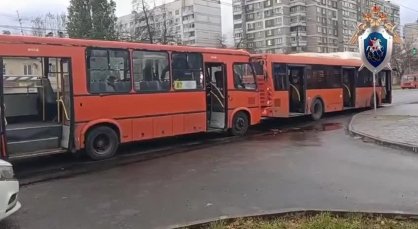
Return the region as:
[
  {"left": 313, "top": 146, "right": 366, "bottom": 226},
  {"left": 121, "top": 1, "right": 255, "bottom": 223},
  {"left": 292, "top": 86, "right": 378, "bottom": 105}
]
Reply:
[
  {"left": 308, "top": 65, "right": 341, "bottom": 89},
  {"left": 133, "top": 51, "right": 170, "bottom": 92},
  {"left": 357, "top": 68, "right": 373, "bottom": 87},
  {"left": 272, "top": 63, "right": 287, "bottom": 90},
  {"left": 253, "top": 62, "right": 264, "bottom": 75},
  {"left": 87, "top": 48, "right": 131, "bottom": 93},
  {"left": 233, "top": 63, "right": 257, "bottom": 90},
  {"left": 171, "top": 52, "right": 203, "bottom": 90}
]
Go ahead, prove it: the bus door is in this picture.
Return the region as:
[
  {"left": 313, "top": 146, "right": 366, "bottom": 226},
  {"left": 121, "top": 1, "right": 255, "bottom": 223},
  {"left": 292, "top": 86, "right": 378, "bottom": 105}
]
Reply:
[
  {"left": 342, "top": 67, "right": 356, "bottom": 108},
  {"left": 58, "top": 59, "right": 74, "bottom": 150},
  {"left": 381, "top": 70, "right": 392, "bottom": 104},
  {"left": 205, "top": 63, "right": 227, "bottom": 129},
  {"left": 0, "top": 58, "right": 7, "bottom": 159},
  {"left": 288, "top": 65, "right": 305, "bottom": 113}
]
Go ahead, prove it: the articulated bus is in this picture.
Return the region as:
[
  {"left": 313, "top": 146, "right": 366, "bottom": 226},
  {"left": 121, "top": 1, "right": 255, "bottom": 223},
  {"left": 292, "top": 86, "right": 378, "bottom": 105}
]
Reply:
[
  {"left": 252, "top": 54, "right": 392, "bottom": 120},
  {"left": 0, "top": 35, "right": 260, "bottom": 160}
]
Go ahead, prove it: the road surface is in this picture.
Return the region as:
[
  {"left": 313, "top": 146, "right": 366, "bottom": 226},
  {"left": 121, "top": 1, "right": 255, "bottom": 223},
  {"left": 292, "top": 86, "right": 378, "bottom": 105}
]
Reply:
[{"left": 2, "top": 89, "right": 418, "bottom": 229}]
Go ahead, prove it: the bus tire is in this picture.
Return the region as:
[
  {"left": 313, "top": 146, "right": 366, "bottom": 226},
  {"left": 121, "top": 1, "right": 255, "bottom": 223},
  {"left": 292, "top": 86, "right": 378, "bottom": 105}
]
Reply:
[
  {"left": 230, "top": 111, "right": 249, "bottom": 136},
  {"left": 310, "top": 99, "right": 323, "bottom": 121},
  {"left": 85, "top": 126, "right": 119, "bottom": 160}
]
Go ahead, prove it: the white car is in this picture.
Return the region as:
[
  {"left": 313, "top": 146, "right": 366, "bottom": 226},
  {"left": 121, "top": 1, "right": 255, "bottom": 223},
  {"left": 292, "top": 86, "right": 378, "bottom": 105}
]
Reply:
[{"left": 0, "top": 159, "right": 20, "bottom": 220}]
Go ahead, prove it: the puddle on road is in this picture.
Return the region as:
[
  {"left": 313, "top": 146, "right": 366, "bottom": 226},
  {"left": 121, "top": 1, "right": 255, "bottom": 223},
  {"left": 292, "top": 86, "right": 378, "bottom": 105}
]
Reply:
[
  {"left": 249, "top": 122, "right": 343, "bottom": 146},
  {"left": 269, "top": 122, "right": 343, "bottom": 135}
]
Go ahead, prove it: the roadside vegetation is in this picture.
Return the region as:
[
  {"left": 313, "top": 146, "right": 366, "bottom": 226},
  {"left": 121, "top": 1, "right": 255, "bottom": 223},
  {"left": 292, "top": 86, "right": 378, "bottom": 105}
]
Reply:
[{"left": 194, "top": 213, "right": 418, "bottom": 229}]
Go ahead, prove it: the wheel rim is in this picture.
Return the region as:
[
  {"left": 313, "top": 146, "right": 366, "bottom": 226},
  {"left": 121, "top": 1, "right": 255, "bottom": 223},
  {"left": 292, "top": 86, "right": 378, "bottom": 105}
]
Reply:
[
  {"left": 93, "top": 134, "right": 110, "bottom": 154},
  {"left": 235, "top": 117, "right": 246, "bottom": 132}
]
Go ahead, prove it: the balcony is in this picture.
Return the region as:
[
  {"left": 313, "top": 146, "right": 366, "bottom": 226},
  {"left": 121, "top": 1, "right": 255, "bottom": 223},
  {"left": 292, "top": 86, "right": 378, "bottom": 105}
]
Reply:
[{"left": 289, "top": 0, "right": 305, "bottom": 6}]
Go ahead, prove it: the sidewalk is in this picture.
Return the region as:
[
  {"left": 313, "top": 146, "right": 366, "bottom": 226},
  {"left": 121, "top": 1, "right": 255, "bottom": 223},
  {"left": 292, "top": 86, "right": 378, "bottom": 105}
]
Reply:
[{"left": 349, "top": 104, "right": 418, "bottom": 152}]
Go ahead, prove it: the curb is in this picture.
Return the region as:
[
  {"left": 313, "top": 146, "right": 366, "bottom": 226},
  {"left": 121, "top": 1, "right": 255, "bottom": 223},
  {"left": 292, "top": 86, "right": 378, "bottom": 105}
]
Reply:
[
  {"left": 169, "top": 208, "right": 418, "bottom": 229},
  {"left": 348, "top": 113, "right": 418, "bottom": 153}
]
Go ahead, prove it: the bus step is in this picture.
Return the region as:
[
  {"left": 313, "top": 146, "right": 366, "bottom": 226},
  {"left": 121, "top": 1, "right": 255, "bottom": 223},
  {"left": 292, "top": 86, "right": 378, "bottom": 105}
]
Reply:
[
  {"left": 6, "top": 122, "right": 62, "bottom": 142},
  {"left": 343, "top": 107, "right": 356, "bottom": 110},
  {"left": 7, "top": 137, "right": 61, "bottom": 154},
  {"left": 289, "top": 112, "right": 305, "bottom": 117},
  {"left": 8, "top": 148, "right": 67, "bottom": 160}
]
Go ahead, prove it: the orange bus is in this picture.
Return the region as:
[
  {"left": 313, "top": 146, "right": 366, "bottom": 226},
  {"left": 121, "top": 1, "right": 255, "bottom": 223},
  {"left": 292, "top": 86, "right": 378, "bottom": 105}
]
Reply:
[
  {"left": 400, "top": 73, "right": 418, "bottom": 89},
  {"left": 0, "top": 35, "right": 260, "bottom": 160},
  {"left": 252, "top": 54, "right": 392, "bottom": 120}
]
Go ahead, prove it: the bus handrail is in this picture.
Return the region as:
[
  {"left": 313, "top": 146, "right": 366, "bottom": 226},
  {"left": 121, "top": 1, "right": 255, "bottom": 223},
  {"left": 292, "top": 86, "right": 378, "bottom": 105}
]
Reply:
[
  {"left": 289, "top": 83, "right": 301, "bottom": 102},
  {"left": 210, "top": 82, "right": 225, "bottom": 99},
  {"left": 57, "top": 97, "right": 70, "bottom": 121},
  {"left": 342, "top": 83, "right": 351, "bottom": 98},
  {"left": 210, "top": 91, "right": 225, "bottom": 109}
]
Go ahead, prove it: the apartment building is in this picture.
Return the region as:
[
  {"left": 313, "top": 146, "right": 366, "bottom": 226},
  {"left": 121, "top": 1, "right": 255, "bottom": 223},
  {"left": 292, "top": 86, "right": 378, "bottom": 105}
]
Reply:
[
  {"left": 233, "top": 0, "right": 400, "bottom": 53},
  {"left": 119, "top": 0, "right": 222, "bottom": 47},
  {"left": 404, "top": 20, "right": 418, "bottom": 47}
]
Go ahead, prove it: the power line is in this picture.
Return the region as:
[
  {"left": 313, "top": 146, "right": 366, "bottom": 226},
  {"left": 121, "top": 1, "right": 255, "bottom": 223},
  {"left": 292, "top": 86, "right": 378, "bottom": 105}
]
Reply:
[{"left": 393, "top": 2, "right": 418, "bottom": 14}]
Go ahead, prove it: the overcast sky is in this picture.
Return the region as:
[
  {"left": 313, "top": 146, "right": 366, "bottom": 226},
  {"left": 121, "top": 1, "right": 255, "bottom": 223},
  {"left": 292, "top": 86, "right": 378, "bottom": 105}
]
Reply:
[{"left": 0, "top": 0, "right": 416, "bottom": 39}]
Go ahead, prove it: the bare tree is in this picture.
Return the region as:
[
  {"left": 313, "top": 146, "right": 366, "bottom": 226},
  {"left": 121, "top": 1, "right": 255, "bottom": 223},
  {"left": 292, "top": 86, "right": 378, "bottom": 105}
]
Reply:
[
  {"left": 157, "top": 3, "right": 176, "bottom": 44},
  {"left": 391, "top": 41, "right": 418, "bottom": 83},
  {"left": 132, "top": 1, "right": 177, "bottom": 44},
  {"left": 217, "top": 34, "right": 227, "bottom": 48},
  {"left": 235, "top": 36, "right": 246, "bottom": 49},
  {"left": 132, "top": 0, "right": 155, "bottom": 43},
  {"left": 31, "top": 12, "right": 67, "bottom": 37},
  {"left": 31, "top": 17, "right": 45, "bottom": 37}
]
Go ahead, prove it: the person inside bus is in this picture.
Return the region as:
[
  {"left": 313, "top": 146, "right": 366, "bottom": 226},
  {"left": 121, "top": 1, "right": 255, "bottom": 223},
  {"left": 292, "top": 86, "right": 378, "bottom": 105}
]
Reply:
[
  {"left": 342, "top": 71, "right": 351, "bottom": 106},
  {"left": 289, "top": 69, "right": 302, "bottom": 112},
  {"left": 106, "top": 75, "right": 117, "bottom": 92},
  {"left": 143, "top": 60, "right": 154, "bottom": 81},
  {"left": 161, "top": 55, "right": 189, "bottom": 82}
]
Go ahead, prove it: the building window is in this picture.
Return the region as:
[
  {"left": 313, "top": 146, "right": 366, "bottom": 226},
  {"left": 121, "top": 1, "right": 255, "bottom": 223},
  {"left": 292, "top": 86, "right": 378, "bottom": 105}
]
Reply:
[
  {"left": 2, "top": 64, "right": 5, "bottom": 75},
  {"left": 175, "top": 10, "right": 179, "bottom": 15},
  {"left": 87, "top": 48, "right": 131, "bottom": 93},
  {"left": 23, "top": 64, "right": 33, "bottom": 76},
  {"left": 133, "top": 51, "right": 170, "bottom": 92},
  {"left": 233, "top": 63, "right": 256, "bottom": 90},
  {"left": 172, "top": 52, "right": 203, "bottom": 90}
]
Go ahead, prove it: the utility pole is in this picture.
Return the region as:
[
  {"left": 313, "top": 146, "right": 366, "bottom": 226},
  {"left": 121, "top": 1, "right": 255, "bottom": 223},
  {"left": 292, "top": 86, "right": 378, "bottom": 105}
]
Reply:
[{"left": 16, "top": 10, "right": 24, "bottom": 35}]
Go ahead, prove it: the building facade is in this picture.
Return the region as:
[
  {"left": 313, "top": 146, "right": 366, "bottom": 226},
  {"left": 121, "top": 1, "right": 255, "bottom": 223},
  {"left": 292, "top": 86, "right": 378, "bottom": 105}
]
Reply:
[
  {"left": 119, "top": 0, "right": 222, "bottom": 47},
  {"left": 233, "top": 0, "right": 400, "bottom": 53},
  {"left": 404, "top": 20, "right": 418, "bottom": 47}
]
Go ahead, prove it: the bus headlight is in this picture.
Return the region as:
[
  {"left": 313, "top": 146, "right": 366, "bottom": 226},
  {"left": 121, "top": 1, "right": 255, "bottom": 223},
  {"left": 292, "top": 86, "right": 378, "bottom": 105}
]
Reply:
[{"left": 0, "top": 166, "right": 15, "bottom": 180}]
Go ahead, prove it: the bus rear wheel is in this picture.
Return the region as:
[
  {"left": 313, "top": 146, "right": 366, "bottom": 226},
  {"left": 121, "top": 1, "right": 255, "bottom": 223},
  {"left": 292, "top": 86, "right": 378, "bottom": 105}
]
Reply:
[
  {"left": 230, "top": 111, "right": 249, "bottom": 136},
  {"left": 311, "top": 99, "right": 323, "bottom": 121},
  {"left": 85, "top": 126, "right": 119, "bottom": 160}
]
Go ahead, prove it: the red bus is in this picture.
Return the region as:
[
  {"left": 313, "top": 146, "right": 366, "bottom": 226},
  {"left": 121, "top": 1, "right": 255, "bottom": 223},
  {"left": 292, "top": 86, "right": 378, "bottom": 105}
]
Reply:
[
  {"left": 401, "top": 73, "right": 418, "bottom": 89},
  {"left": 0, "top": 35, "right": 260, "bottom": 160},
  {"left": 252, "top": 54, "right": 392, "bottom": 120}
]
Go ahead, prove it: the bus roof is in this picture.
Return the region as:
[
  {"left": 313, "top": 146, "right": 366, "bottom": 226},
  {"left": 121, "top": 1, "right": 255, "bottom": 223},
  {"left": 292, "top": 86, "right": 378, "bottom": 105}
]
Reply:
[
  {"left": 253, "top": 53, "right": 362, "bottom": 67},
  {"left": 0, "top": 35, "right": 250, "bottom": 56}
]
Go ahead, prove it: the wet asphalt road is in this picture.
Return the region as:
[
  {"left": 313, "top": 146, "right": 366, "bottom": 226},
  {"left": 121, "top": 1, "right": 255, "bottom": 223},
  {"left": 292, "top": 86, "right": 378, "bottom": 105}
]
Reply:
[{"left": 2, "top": 89, "right": 418, "bottom": 229}]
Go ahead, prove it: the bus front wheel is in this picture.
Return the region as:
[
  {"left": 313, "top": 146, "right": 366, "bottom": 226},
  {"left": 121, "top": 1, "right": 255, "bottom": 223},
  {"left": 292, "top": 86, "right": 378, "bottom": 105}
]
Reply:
[
  {"left": 230, "top": 111, "right": 249, "bottom": 136},
  {"left": 311, "top": 99, "right": 324, "bottom": 121},
  {"left": 85, "top": 126, "right": 119, "bottom": 160}
]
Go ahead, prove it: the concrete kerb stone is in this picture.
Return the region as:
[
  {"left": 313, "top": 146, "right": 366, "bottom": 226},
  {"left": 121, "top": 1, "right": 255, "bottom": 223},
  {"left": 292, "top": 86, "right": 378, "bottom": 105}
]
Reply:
[
  {"left": 169, "top": 208, "right": 418, "bottom": 229},
  {"left": 348, "top": 113, "right": 418, "bottom": 153}
]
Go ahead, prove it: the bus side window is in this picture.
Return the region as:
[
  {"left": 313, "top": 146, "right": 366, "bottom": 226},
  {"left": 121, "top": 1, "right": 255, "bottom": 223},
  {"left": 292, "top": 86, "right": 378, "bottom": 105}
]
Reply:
[
  {"left": 272, "top": 63, "right": 287, "bottom": 91},
  {"left": 172, "top": 52, "right": 203, "bottom": 90},
  {"left": 87, "top": 48, "right": 131, "bottom": 94},
  {"left": 233, "top": 63, "right": 257, "bottom": 90},
  {"left": 133, "top": 51, "right": 170, "bottom": 92}
]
